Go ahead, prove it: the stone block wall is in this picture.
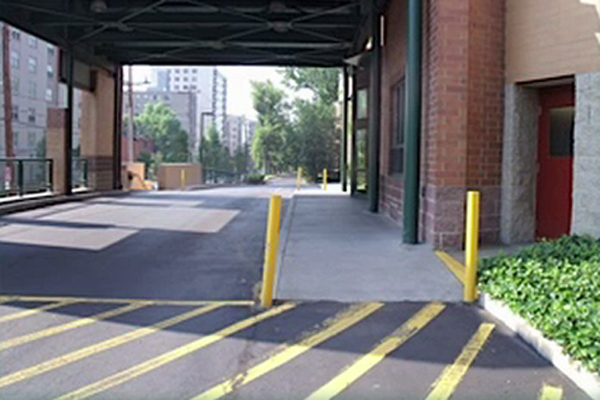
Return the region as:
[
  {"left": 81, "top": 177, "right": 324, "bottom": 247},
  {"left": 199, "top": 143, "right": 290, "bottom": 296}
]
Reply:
[{"left": 572, "top": 72, "right": 600, "bottom": 238}]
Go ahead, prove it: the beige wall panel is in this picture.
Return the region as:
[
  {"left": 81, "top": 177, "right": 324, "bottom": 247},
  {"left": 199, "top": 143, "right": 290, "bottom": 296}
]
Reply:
[{"left": 507, "top": 0, "right": 600, "bottom": 82}]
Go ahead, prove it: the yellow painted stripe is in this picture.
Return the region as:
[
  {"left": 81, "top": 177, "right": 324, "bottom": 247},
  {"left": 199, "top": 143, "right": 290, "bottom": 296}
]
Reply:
[
  {"left": 0, "top": 300, "right": 76, "bottom": 324},
  {"left": 52, "top": 303, "right": 297, "bottom": 400},
  {"left": 188, "top": 302, "right": 385, "bottom": 400},
  {"left": 539, "top": 384, "right": 564, "bottom": 400},
  {"left": 435, "top": 251, "right": 465, "bottom": 284},
  {"left": 304, "top": 303, "right": 446, "bottom": 400},
  {"left": 424, "top": 323, "right": 495, "bottom": 400},
  {"left": 0, "top": 303, "right": 223, "bottom": 389},
  {"left": 0, "top": 295, "right": 253, "bottom": 307},
  {"left": 0, "top": 302, "right": 150, "bottom": 351}
]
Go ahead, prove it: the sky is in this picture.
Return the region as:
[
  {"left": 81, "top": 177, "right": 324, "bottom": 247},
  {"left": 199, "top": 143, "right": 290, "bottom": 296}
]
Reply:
[{"left": 131, "top": 65, "right": 309, "bottom": 120}]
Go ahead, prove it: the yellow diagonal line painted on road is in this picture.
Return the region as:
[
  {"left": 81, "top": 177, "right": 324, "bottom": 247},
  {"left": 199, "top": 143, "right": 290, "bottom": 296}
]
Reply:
[
  {"left": 52, "top": 303, "right": 297, "bottom": 400},
  {"left": 0, "top": 302, "right": 151, "bottom": 351},
  {"left": 304, "top": 303, "right": 446, "bottom": 400},
  {"left": 0, "top": 303, "right": 223, "bottom": 389},
  {"left": 0, "top": 300, "right": 76, "bottom": 324},
  {"left": 0, "top": 295, "right": 253, "bottom": 307},
  {"left": 539, "top": 384, "right": 564, "bottom": 400},
  {"left": 188, "top": 302, "right": 385, "bottom": 400},
  {"left": 424, "top": 323, "right": 495, "bottom": 400}
]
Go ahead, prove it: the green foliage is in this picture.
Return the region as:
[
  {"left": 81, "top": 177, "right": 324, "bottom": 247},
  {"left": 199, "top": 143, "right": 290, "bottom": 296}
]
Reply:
[
  {"left": 202, "top": 126, "right": 233, "bottom": 172},
  {"left": 281, "top": 67, "right": 340, "bottom": 104},
  {"left": 233, "top": 143, "right": 250, "bottom": 175},
  {"left": 480, "top": 235, "right": 600, "bottom": 374},
  {"left": 246, "top": 173, "right": 265, "bottom": 185},
  {"left": 134, "top": 103, "right": 189, "bottom": 163},
  {"left": 251, "top": 80, "right": 289, "bottom": 127},
  {"left": 252, "top": 122, "right": 285, "bottom": 174}
]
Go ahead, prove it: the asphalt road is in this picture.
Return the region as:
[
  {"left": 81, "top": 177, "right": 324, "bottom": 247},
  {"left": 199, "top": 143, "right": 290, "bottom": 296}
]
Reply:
[{"left": 0, "top": 184, "right": 592, "bottom": 400}]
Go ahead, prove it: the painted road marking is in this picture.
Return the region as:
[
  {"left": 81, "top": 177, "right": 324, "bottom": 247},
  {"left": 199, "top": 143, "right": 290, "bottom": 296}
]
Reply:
[
  {"left": 51, "top": 303, "right": 297, "bottom": 400},
  {"left": 424, "top": 323, "right": 495, "bottom": 400},
  {"left": 188, "top": 302, "right": 385, "bottom": 400},
  {"left": 0, "top": 300, "right": 77, "bottom": 324},
  {"left": 539, "top": 384, "right": 564, "bottom": 400},
  {"left": 0, "top": 295, "right": 254, "bottom": 307},
  {"left": 304, "top": 303, "right": 446, "bottom": 400},
  {"left": 0, "top": 303, "right": 223, "bottom": 389},
  {"left": 0, "top": 302, "right": 151, "bottom": 351}
]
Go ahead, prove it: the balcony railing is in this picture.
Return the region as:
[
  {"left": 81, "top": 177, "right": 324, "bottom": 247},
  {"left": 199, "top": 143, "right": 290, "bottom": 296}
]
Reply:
[{"left": 0, "top": 158, "right": 89, "bottom": 198}]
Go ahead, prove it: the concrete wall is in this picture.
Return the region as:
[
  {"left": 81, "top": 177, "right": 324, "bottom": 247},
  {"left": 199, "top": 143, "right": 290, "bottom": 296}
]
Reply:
[
  {"left": 572, "top": 72, "right": 600, "bottom": 237},
  {"left": 500, "top": 84, "right": 539, "bottom": 243},
  {"left": 158, "top": 164, "right": 203, "bottom": 190},
  {"left": 506, "top": 0, "right": 600, "bottom": 83}
]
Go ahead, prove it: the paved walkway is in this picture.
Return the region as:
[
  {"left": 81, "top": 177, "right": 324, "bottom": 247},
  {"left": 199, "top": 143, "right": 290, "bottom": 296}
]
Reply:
[{"left": 276, "top": 190, "right": 463, "bottom": 302}]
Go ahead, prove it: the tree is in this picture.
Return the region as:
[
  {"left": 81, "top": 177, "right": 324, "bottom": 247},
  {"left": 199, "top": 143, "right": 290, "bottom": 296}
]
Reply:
[
  {"left": 202, "top": 125, "right": 232, "bottom": 172},
  {"left": 134, "top": 103, "right": 189, "bottom": 163},
  {"left": 252, "top": 122, "right": 285, "bottom": 174},
  {"left": 233, "top": 143, "right": 250, "bottom": 175},
  {"left": 251, "top": 80, "right": 288, "bottom": 127},
  {"left": 281, "top": 67, "right": 340, "bottom": 104}
]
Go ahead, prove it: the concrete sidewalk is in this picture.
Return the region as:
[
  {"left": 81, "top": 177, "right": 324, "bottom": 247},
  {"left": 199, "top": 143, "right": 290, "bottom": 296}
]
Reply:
[{"left": 276, "top": 191, "right": 463, "bottom": 302}]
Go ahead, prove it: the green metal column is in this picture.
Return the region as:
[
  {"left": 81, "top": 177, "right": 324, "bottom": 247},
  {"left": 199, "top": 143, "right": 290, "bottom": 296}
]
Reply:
[
  {"left": 402, "top": 0, "right": 423, "bottom": 243},
  {"left": 368, "top": 7, "right": 382, "bottom": 212},
  {"left": 64, "top": 51, "right": 74, "bottom": 196},
  {"left": 341, "top": 67, "right": 349, "bottom": 192},
  {"left": 350, "top": 67, "right": 358, "bottom": 195}
]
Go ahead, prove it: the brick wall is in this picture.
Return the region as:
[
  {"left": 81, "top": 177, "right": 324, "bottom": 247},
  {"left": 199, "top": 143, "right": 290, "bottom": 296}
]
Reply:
[{"left": 379, "top": 0, "right": 505, "bottom": 248}]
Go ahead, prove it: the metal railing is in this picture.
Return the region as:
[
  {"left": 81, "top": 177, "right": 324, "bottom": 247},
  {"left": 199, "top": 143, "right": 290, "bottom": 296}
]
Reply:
[
  {"left": 72, "top": 158, "right": 89, "bottom": 189},
  {"left": 204, "top": 169, "right": 243, "bottom": 185},
  {"left": 0, "top": 158, "right": 53, "bottom": 198}
]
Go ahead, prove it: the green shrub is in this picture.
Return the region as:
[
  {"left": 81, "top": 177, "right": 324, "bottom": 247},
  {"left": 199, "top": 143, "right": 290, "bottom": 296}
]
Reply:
[
  {"left": 247, "top": 173, "right": 265, "bottom": 185},
  {"left": 480, "top": 235, "right": 600, "bottom": 374}
]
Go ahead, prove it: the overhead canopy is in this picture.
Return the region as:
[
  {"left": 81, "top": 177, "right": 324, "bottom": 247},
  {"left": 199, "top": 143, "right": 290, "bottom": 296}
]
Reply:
[{"left": 0, "top": 0, "right": 373, "bottom": 67}]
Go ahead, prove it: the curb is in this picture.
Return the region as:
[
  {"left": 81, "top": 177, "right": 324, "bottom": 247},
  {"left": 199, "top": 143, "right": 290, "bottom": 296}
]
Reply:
[{"left": 480, "top": 293, "right": 600, "bottom": 400}]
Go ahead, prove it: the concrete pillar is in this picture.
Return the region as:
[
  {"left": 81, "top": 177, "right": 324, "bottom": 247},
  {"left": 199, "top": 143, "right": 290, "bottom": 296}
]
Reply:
[
  {"left": 81, "top": 69, "right": 116, "bottom": 191},
  {"left": 572, "top": 72, "right": 600, "bottom": 238},
  {"left": 500, "top": 84, "right": 539, "bottom": 244},
  {"left": 47, "top": 109, "right": 67, "bottom": 194}
]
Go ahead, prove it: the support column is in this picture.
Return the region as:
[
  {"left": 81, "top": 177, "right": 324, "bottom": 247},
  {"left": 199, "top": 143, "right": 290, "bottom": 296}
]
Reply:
[
  {"left": 341, "top": 67, "right": 349, "bottom": 192},
  {"left": 113, "top": 65, "right": 123, "bottom": 190},
  {"left": 368, "top": 7, "right": 382, "bottom": 212},
  {"left": 402, "top": 0, "right": 423, "bottom": 243},
  {"left": 64, "top": 51, "right": 74, "bottom": 195},
  {"left": 350, "top": 67, "right": 358, "bottom": 195}
]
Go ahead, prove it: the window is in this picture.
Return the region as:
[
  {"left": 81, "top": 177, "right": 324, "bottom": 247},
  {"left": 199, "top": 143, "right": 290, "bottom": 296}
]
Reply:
[
  {"left": 47, "top": 45, "right": 55, "bottom": 58},
  {"left": 163, "top": 95, "right": 170, "bottom": 101},
  {"left": 191, "top": 76, "right": 197, "bottom": 82},
  {"left": 549, "top": 107, "right": 575, "bottom": 157},
  {"left": 28, "top": 81, "right": 36, "bottom": 98},
  {"left": 12, "top": 105, "right": 19, "bottom": 121},
  {"left": 11, "top": 50, "right": 19, "bottom": 68},
  {"left": 182, "top": 85, "right": 188, "bottom": 90},
  {"left": 46, "top": 88, "right": 53, "bottom": 102},
  {"left": 28, "top": 132, "right": 36, "bottom": 147},
  {"left": 28, "top": 108, "right": 36, "bottom": 123},
  {"left": 174, "top": 77, "right": 180, "bottom": 82},
  {"left": 14, "top": 131, "right": 19, "bottom": 147},
  {"left": 47, "top": 64, "right": 54, "bottom": 79},
  {"left": 11, "top": 30, "right": 20, "bottom": 41},
  {"left": 28, "top": 57, "right": 37, "bottom": 73},
  {"left": 12, "top": 77, "right": 19, "bottom": 95},
  {"left": 183, "top": 77, "right": 188, "bottom": 82},
  {"left": 190, "top": 85, "right": 197, "bottom": 90},
  {"left": 174, "top": 85, "right": 180, "bottom": 91},
  {"left": 28, "top": 36, "right": 37, "bottom": 48},
  {"left": 357, "top": 89, "right": 368, "bottom": 119},
  {"left": 389, "top": 79, "right": 406, "bottom": 174},
  {"left": 183, "top": 68, "right": 188, "bottom": 73}
]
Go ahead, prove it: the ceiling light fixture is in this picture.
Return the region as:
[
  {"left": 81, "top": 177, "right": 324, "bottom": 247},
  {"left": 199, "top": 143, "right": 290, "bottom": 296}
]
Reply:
[{"left": 90, "top": 0, "right": 108, "bottom": 13}]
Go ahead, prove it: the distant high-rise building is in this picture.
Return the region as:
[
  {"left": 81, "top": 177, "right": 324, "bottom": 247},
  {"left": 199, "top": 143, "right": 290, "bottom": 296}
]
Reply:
[
  {"left": 224, "top": 115, "right": 257, "bottom": 156},
  {"left": 148, "top": 66, "right": 227, "bottom": 160},
  {"left": 0, "top": 23, "right": 60, "bottom": 158}
]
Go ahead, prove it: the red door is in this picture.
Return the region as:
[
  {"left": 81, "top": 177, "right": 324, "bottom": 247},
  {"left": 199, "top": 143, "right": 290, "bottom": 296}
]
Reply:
[{"left": 536, "top": 86, "right": 575, "bottom": 240}]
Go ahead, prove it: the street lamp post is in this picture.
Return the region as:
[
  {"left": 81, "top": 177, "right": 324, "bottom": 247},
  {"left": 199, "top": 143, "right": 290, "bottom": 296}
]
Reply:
[{"left": 123, "top": 67, "right": 149, "bottom": 164}]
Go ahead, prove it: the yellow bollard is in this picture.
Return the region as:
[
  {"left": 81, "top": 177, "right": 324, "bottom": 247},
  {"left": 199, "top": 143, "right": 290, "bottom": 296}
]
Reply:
[
  {"left": 297, "top": 167, "right": 302, "bottom": 191},
  {"left": 464, "top": 191, "right": 481, "bottom": 302},
  {"left": 323, "top": 168, "right": 328, "bottom": 191},
  {"left": 180, "top": 169, "right": 187, "bottom": 191},
  {"left": 261, "top": 194, "right": 283, "bottom": 308}
]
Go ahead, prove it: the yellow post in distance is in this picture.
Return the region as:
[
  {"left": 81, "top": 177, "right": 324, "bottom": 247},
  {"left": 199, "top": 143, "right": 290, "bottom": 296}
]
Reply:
[
  {"left": 181, "top": 169, "right": 187, "bottom": 191},
  {"left": 323, "top": 169, "right": 328, "bottom": 191},
  {"left": 297, "top": 167, "right": 302, "bottom": 191},
  {"left": 261, "top": 194, "right": 283, "bottom": 308},
  {"left": 464, "top": 191, "right": 481, "bottom": 302}
]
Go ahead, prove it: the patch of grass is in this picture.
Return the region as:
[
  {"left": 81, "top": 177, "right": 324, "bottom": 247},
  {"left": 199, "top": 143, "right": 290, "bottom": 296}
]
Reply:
[
  {"left": 247, "top": 173, "right": 265, "bottom": 185},
  {"left": 480, "top": 235, "right": 600, "bottom": 375}
]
